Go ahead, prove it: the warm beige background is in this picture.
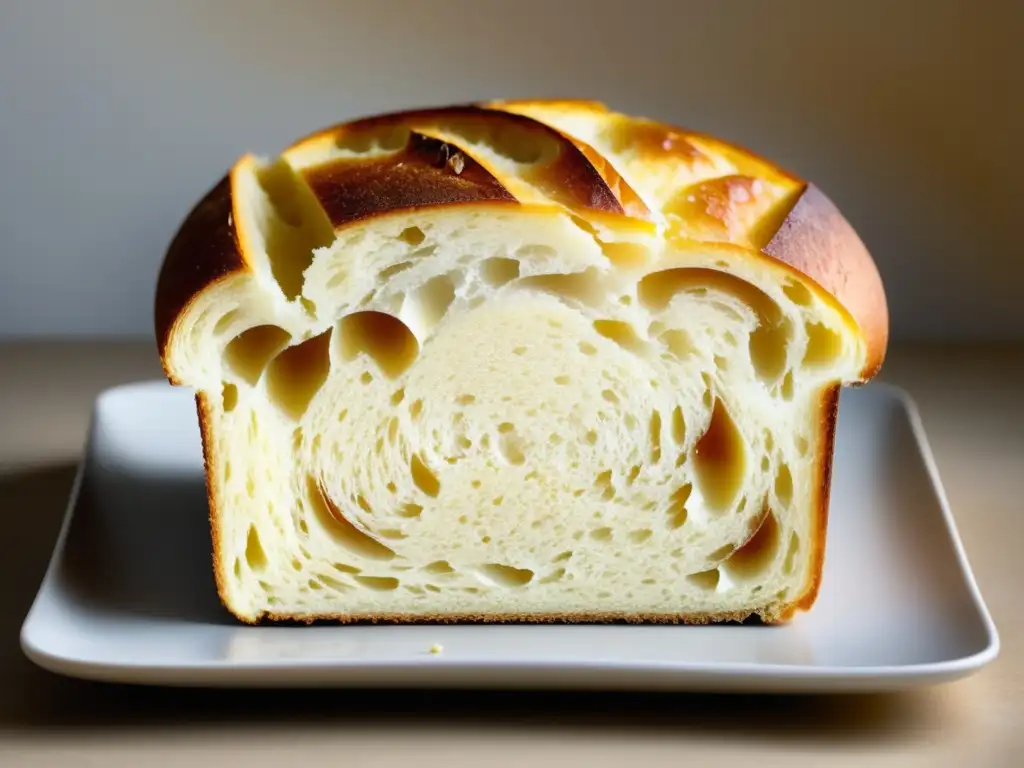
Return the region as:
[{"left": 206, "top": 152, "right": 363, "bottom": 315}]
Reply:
[{"left": 0, "top": 0, "right": 1021, "bottom": 339}]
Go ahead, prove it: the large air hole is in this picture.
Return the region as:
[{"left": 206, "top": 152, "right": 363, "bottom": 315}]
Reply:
[
  {"left": 783, "top": 280, "right": 814, "bottom": 306},
  {"left": 593, "top": 319, "right": 649, "bottom": 356},
  {"left": 649, "top": 411, "right": 663, "bottom": 463},
  {"left": 671, "top": 406, "right": 686, "bottom": 445},
  {"left": 749, "top": 319, "right": 792, "bottom": 383},
  {"left": 225, "top": 325, "right": 292, "bottom": 385},
  {"left": 354, "top": 575, "right": 400, "bottom": 591},
  {"left": 783, "top": 532, "right": 801, "bottom": 574},
  {"left": 398, "top": 226, "right": 425, "bottom": 246},
  {"left": 379, "top": 261, "right": 414, "bottom": 279},
  {"left": 722, "top": 512, "right": 781, "bottom": 579},
  {"left": 338, "top": 311, "right": 418, "bottom": 378},
  {"left": 221, "top": 382, "right": 238, "bottom": 412},
  {"left": 425, "top": 560, "right": 455, "bottom": 575},
  {"left": 667, "top": 483, "right": 692, "bottom": 529},
  {"left": 780, "top": 371, "right": 795, "bottom": 400},
  {"left": 256, "top": 158, "right": 336, "bottom": 300},
  {"left": 306, "top": 477, "right": 395, "bottom": 560},
  {"left": 600, "top": 241, "right": 648, "bottom": 267},
  {"left": 398, "top": 503, "right": 423, "bottom": 518},
  {"left": 245, "top": 525, "right": 268, "bottom": 571},
  {"left": 405, "top": 274, "right": 456, "bottom": 332},
  {"left": 774, "top": 464, "right": 794, "bottom": 506},
  {"left": 410, "top": 454, "right": 441, "bottom": 497},
  {"left": 701, "top": 373, "right": 714, "bottom": 407},
  {"left": 516, "top": 268, "right": 604, "bottom": 306},
  {"left": 803, "top": 322, "right": 844, "bottom": 365},
  {"left": 478, "top": 564, "right": 535, "bottom": 588},
  {"left": 594, "top": 469, "right": 615, "bottom": 501},
  {"left": 687, "top": 568, "right": 720, "bottom": 591},
  {"left": 318, "top": 574, "right": 350, "bottom": 592},
  {"left": 693, "top": 400, "right": 747, "bottom": 514},
  {"left": 265, "top": 330, "right": 332, "bottom": 421},
  {"left": 479, "top": 257, "right": 521, "bottom": 286}
]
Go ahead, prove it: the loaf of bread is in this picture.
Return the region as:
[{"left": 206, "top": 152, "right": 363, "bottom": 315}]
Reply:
[{"left": 154, "top": 100, "right": 888, "bottom": 624}]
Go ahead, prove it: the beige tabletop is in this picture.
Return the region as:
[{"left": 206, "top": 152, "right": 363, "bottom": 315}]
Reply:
[{"left": 0, "top": 341, "right": 1021, "bottom": 767}]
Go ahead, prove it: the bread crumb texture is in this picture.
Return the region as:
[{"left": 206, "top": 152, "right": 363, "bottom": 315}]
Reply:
[{"left": 156, "top": 99, "right": 887, "bottom": 625}]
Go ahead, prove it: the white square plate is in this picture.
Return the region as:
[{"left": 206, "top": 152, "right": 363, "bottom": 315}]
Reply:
[{"left": 20, "top": 381, "right": 998, "bottom": 692}]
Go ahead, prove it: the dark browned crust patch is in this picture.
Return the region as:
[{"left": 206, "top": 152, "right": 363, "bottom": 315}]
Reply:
[{"left": 304, "top": 132, "right": 517, "bottom": 228}]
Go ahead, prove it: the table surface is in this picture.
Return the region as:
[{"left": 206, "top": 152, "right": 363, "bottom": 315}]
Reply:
[{"left": 1, "top": 340, "right": 1021, "bottom": 767}]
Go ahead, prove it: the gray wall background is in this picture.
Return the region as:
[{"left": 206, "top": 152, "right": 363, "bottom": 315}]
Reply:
[{"left": 1, "top": 0, "right": 1021, "bottom": 340}]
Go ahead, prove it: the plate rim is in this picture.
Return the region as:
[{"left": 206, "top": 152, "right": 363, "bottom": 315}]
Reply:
[{"left": 19, "top": 380, "right": 1001, "bottom": 690}]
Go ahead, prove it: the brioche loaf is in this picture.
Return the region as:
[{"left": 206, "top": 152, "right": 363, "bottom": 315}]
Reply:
[{"left": 155, "top": 99, "right": 888, "bottom": 624}]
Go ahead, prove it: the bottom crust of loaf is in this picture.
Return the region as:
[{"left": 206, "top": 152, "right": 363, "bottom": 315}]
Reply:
[{"left": 241, "top": 605, "right": 792, "bottom": 626}]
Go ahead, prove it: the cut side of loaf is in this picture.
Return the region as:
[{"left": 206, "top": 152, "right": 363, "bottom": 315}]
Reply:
[{"left": 155, "top": 100, "right": 888, "bottom": 624}]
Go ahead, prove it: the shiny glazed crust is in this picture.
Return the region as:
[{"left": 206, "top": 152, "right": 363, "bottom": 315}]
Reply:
[{"left": 157, "top": 99, "right": 888, "bottom": 624}]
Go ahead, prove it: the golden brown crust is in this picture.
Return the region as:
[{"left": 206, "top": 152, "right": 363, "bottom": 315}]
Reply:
[
  {"left": 604, "top": 112, "right": 801, "bottom": 188},
  {"left": 762, "top": 185, "right": 889, "bottom": 380},
  {"left": 195, "top": 392, "right": 230, "bottom": 617},
  {"left": 779, "top": 384, "right": 841, "bottom": 620},
  {"left": 154, "top": 173, "right": 245, "bottom": 375}
]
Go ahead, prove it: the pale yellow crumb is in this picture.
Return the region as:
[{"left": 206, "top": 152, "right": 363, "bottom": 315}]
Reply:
[{"left": 429, "top": 643, "right": 444, "bottom": 655}]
